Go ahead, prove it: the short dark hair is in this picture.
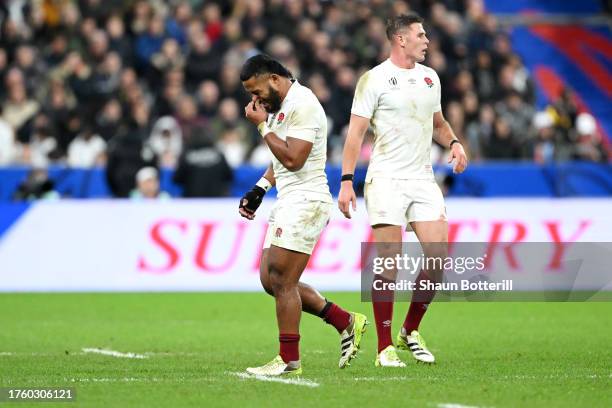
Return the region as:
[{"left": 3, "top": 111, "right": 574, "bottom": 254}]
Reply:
[
  {"left": 386, "top": 13, "right": 424, "bottom": 40},
  {"left": 239, "top": 53, "right": 293, "bottom": 82}
]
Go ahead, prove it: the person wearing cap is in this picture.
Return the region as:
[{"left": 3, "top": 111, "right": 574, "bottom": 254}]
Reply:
[{"left": 130, "top": 166, "right": 170, "bottom": 200}]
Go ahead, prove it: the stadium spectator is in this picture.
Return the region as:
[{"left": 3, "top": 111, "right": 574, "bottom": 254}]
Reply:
[
  {"left": 67, "top": 127, "right": 107, "bottom": 168},
  {"left": 174, "top": 93, "right": 206, "bottom": 141},
  {"left": 106, "top": 14, "right": 133, "bottom": 66},
  {"left": 0, "top": 0, "right": 606, "bottom": 190},
  {"left": 3, "top": 70, "right": 40, "bottom": 141},
  {"left": 496, "top": 90, "right": 534, "bottom": 144},
  {"left": 574, "top": 112, "right": 606, "bottom": 163},
  {"left": 43, "top": 79, "right": 77, "bottom": 153},
  {"left": 149, "top": 38, "right": 185, "bottom": 88},
  {"left": 196, "top": 80, "right": 220, "bottom": 119},
  {"left": 135, "top": 13, "right": 166, "bottom": 68},
  {"left": 218, "top": 126, "right": 248, "bottom": 168},
  {"left": 14, "top": 44, "right": 46, "bottom": 96},
  {"left": 26, "top": 117, "right": 62, "bottom": 168},
  {"left": 210, "top": 97, "right": 254, "bottom": 164},
  {"left": 486, "top": 116, "right": 521, "bottom": 159},
  {"left": 95, "top": 99, "right": 124, "bottom": 141},
  {"left": 184, "top": 28, "right": 221, "bottom": 87},
  {"left": 149, "top": 116, "right": 183, "bottom": 168},
  {"left": 466, "top": 103, "right": 496, "bottom": 161},
  {"left": 0, "top": 106, "right": 17, "bottom": 165},
  {"left": 45, "top": 33, "right": 70, "bottom": 68},
  {"left": 248, "top": 138, "right": 272, "bottom": 166},
  {"left": 12, "top": 168, "right": 60, "bottom": 201},
  {"left": 105, "top": 131, "right": 157, "bottom": 198},
  {"left": 60, "top": 111, "right": 85, "bottom": 157},
  {"left": 130, "top": 166, "right": 170, "bottom": 200},
  {"left": 173, "top": 126, "right": 233, "bottom": 197}
]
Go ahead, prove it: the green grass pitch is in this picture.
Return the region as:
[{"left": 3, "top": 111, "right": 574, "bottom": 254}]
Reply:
[{"left": 0, "top": 293, "right": 610, "bottom": 407}]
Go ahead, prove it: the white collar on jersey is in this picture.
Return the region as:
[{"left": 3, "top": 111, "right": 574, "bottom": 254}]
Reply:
[
  {"left": 282, "top": 79, "right": 300, "bottom": 105},
  {"left": 386, "top": 58, "right": 419, "bottom": 72}
]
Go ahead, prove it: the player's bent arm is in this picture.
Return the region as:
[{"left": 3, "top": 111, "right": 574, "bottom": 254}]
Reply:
[
  {"left": 262, "top": 163, "right": 276, "bottom": 186},
  {"left": 337, "top": 114, "right": 368, "bottom": 218},
  {"left": 433, "top": 111, "right": 469, "bottom": 173},
  {"left": 239, "top": 164, "right": 274, "bottom": 220},
  {"left": 432, "top": 111, "right": 459, "bottom": 147},
  {"left": 341, "top": 114, "right": 370, "bottom": 176},
  {"left": 262, "top": 133, "right": 313, "bottom": 172}
]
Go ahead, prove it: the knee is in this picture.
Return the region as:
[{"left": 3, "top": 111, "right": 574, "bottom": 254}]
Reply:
[
  {"left": 377, "top": 242, "right": 402, "bottom": 259},
  {"left": 268, "top": 261, "right": 292, "bottom": 295},
  {"left": 423, "top": 243, "right": 448, "bottom": 265},
  {"left": 259, "top": 267, "right": 274, "bottom": 296}
]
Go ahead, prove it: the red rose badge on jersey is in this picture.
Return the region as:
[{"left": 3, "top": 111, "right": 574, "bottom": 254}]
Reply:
[
  {"left": 277, "top": 113, "right": 285, "bottom": 124},
  {"left": 275, "top": 227, "right": 283, "bottom": 238},
  {"left": 424, "top": 77, "right": 434, "bottom": 88}
]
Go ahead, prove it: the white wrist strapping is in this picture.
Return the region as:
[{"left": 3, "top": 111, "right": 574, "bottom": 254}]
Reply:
[
  {"left": 255, "top": 177, "right": 273, "bottom": 192},
  {"left": 257, "top": 121, "right": 272, "bottom": 138}
]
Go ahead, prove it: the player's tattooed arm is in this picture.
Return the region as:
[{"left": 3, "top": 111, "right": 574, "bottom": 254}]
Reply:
[{"left": 433, "top": 111, "right": 468, "bottom": 174}]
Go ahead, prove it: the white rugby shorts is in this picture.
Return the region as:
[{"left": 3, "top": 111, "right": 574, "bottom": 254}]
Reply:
[
  {"left": 263, "top": 196, "right": 332, "bottom": 255},
  {"left": 364, "top": 178, "right": 446, "bottom": 231}
]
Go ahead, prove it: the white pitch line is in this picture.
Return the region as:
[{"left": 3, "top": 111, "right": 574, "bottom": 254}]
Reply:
[
  {"left": 143, "top": 352, "right": 201, "bottom": 357},
  {"left": 438, "top": 403, "right": 483, "bottom": 408},
  {"left": 82, "top": 348, "right": 148, "bottom": 359},
  {"left": 353, "top": 376, "right": 413, "bottom": 381},
  {"left": 232, "top": 372, "right": 320, "bottom": 388},
  {"left": 0, "top": 352, "right": 14, "bottom": 356},
  {"left": 67, "top": 377, "right": 161, "bottom": 383},
  {"left": 67, "top": 377, "right": 139, "bottom": 383}
]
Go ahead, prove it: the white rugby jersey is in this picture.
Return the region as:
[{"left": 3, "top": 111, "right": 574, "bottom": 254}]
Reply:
[
  {"left": 265, "top": 80, "right": 332, "bottom": 203},
  {"left": 351, "top": 59, "right": 441, "bottom": 181}
]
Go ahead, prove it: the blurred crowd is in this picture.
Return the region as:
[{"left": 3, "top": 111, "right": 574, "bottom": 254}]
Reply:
[{"left": 0, "top": 0, "right": 608, "bottom": 197}]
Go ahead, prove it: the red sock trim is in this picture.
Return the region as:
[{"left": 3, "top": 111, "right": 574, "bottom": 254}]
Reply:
[
  {"left": 279, "top": 333, "right": 300, "bottom": 363},
  {"left": 322, "top": 303, "right": 351, "bottom": 333},
  {"left": 373, "top": 301, "right": 394, "bottom": 353},
  {"left": 403, "top": 270, "right": 436, "bottom": 333},
  {"left": 372, "top": 275, "right": 395, "bottom": 353}
]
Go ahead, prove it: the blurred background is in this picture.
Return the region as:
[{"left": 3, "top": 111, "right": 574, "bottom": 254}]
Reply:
[
  {"left": 0, "top": 0, "right": 609, "bottom": 200},
  {"left": 0, "top": 0, "right": 610, "bottom": 291}
]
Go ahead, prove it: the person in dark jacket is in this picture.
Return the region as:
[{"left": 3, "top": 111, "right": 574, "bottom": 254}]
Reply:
[
  {"left": 173, "top": 126, "right": 233, "bottom": 197},
  {"left": 12, "top": 168, "right": 60, "bottom": 201},
  {"left": 105, "top": 130, "right": 157, "bottom": 197}
]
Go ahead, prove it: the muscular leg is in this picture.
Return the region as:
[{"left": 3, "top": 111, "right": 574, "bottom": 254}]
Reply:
[
  {"left": 371, "top": 225, "right": 403, "bottom": 280},
  {"left": 254, "top": 244, "right": 361, "bottom": 368},
  {"left": 266, "top": 245, "right": 309, "bottom": 335},
  {"left": 402, "top": 220, "right": 448, "bottom": 333},
  {"left": 411, "top": 220, "right": 448, "bottom": 267},
  {"left": 371, "top": 224, "right": 403, "bottom": 353},
  {"left": 259, "top": 248, "right": 326, "bottom": 316}
]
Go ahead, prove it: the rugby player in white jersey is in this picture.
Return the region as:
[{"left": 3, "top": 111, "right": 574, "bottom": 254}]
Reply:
[
  {"left": 338, "top": 14, "right": 468, "bottom": 367},
  {"left": 239, "top": 54, "right": 368, "bottom": 377}
]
